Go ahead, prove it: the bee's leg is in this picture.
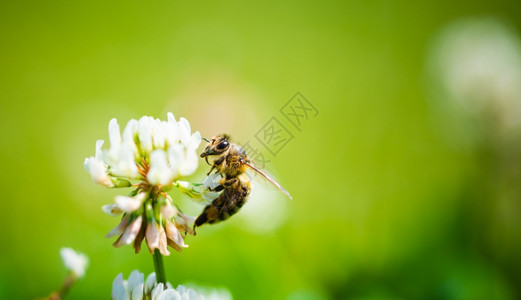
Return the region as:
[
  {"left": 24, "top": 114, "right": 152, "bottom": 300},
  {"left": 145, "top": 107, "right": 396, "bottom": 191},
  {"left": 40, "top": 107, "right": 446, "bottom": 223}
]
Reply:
[
  {"left": 223, "top": 178, "right": 238, "bottom": 187},
  {"left": 208, "top": 184, "right": 225, "bottom": 192},
  {"left": 214, "top": 156, "right": 225, "bottom": 165},
  {"left": 194, "top": 212, "right": 207, "bottom": 232},
  {"left": 208, "top": 176, "right": 237, "bottom": 191},
  {"left": 206, "top": 164, "right": 216, "bottom": 176}
]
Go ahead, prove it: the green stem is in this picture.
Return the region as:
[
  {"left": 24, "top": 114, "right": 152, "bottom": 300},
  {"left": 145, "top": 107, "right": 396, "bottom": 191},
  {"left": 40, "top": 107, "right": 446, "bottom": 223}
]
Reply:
[
  {"left": 58, "top": 274, "right": 75, "bottom": 298},
  {"left": 152, "top": 249, "right": 166, "bottom": 285},
  {"left": 38, "top": 274, "right": 76, "bottom": 300}
]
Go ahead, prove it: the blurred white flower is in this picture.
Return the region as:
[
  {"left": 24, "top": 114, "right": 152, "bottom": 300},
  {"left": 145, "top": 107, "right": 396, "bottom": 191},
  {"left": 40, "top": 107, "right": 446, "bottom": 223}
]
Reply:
[
  {"left": 112, "top": 270, "right": 150, "bottom": 300},
  {"left": 60, "top": 247, "right": 89, "bottom": 278},
  {"left": 430, "top": 18, "right": 521, "bottom": 135},
  {"left": 112, "top": 271, "right": 229, "bottom": 300},
  {"left": 180, "top": 284, "right": 233, "bottom": 300},
  {"left": 152, "top": 283, "right": 205, "bottom": 300}
]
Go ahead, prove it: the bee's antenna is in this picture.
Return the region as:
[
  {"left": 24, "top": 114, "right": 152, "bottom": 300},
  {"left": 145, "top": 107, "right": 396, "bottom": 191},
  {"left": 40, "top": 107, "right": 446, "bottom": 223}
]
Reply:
[{"left": 202, "top": 137, "right": 210, "bottom": 142}]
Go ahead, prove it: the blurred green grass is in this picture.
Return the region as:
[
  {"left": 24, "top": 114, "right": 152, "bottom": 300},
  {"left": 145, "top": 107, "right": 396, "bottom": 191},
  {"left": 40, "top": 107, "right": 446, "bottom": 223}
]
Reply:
[{"left": 1, "top": 1, "right": 521, "bottom": 299}]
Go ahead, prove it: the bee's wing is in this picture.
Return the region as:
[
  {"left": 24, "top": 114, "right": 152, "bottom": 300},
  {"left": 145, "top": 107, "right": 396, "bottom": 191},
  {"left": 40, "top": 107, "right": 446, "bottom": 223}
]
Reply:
[{"left": 243, "top": 161, "right": 292, "bottom": 199}]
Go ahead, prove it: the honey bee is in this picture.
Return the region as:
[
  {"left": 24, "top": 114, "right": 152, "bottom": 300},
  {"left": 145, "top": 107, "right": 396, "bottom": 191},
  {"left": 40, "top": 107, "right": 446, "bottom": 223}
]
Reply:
[{"left": 194, "top": 134, "right": 291, "bottom": 229}]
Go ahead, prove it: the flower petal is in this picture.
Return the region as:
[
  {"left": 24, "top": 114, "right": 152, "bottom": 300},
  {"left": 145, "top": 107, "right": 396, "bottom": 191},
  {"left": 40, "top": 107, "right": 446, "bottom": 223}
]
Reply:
[
  {"left": 151, "top": 283, "right": 164, "bottom": 300},
  {"left": 84, "top": 157, "right": 113, "bottom": 187},
  {"left": 106, "top": 214, "right": 130, "bottom": 238},
  {"left": 138, "top": 116, "right": 154, "bottom": 153},
  {"left": 161, "top": 201, "right": 178, "bottom": 219},
  {"left": 178, "top": 151, "right": 199, "bottom": 177},
  {"left": 115, "top": 193, "right": 145, "bottom": 213},
  {"left": 133, "top": 223, "right": 146, "bottom": 254},
  {"left": 158, "top": 226, "right": 171, "bottom": 256},
  {"left": 156, "top": 289, "right": 181, "bottom": 300},
  {"left": 60, "top": 247, "right": 89, "bottom": 278},
  {"left": 145, "top": 222, "right": 160, "bottom": 253},
  {"left": 127, "top": 270, "right": 144, "bottom": 296},
  {"left": 109, "top": 118, "right": 122, "bottom": 147},
  {"left": 111, "top": 141, "right": 139, "bottom": 178},
  {"left": 190, "top": 131, "right": 201, "bottom": 146},
  {"left": 204, "top": 173, "right": 224, "bottom": 190},
  {"left": 102, "top": 204, "right": 123, "bottom": 216},
  {"left": 202, "top": 191, "right": 220, "bottom": 202},
  {"left": 178, "top": 117, "right": 191, "bottom": 141},
  {"left": 122, "top": 119, "right": 139, "bottom": 158},
  {"left": 145, "top": 272, "right": 157, "bottom": 294},
  {"left": 114, "top": 216, "right": 143, "bottom": 247},
  {"left": 147, "top": 150, "right": 173, "bottom": 185},
  {"left": 112, "top": 273, "right": 129, "bottom": 300},
  {"left": 165, "top": 220, "right": 187, "bottom": 250},
  {"left": 131, "top": 283, "right": 144, "bottom": 300},
  {"left": 95, "top": 140, "right": 104, "bottom": 160}
]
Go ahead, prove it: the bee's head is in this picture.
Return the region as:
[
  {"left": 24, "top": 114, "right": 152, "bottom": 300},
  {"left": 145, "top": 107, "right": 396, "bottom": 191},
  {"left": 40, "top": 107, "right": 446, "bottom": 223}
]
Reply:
[{"left": 200, "top": 134, "right": 231, "bottom": 160}]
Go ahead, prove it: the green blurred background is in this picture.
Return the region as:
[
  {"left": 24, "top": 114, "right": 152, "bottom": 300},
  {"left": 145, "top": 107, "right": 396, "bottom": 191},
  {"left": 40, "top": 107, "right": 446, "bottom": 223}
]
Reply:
[{"left": 2, "top": 1, "right": 521, "bottom": 299}]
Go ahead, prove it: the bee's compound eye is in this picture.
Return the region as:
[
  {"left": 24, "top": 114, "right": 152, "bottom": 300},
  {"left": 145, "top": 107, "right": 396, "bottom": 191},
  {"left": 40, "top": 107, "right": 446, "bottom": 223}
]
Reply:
[{"left": 217, "top": 140, "right": 229, "bottom": 150}]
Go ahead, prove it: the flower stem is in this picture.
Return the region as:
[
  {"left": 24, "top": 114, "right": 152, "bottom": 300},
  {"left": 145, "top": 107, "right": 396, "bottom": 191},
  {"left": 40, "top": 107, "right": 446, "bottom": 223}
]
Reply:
[
  {"left": 152, "top": 249, "right": 166, "bottom": 285},
  {"left": 58, "top": 274, "right": 75, "bottom": 298},
  {"left": 38, "top": 274, "right": 76, "bottom": 300}
]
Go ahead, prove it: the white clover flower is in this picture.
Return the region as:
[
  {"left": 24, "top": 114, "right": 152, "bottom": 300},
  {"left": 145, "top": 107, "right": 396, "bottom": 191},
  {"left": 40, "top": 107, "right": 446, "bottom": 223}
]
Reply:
[
  {"left": 60, "top": 247, "right": 89, "bottom": 278},
  {"left": 85, "top": 113, "right": 219, "bottom": 255},
  {"left": 153, "top": 284, "right": 205, "bottom": 300},
  {"left": 85, "top": 113, "right": 201, "bottom": 185},
  {"left": 175, "top": 173, "right": 223, "bottom": 204},
  {"left": 112, "top": 271, "right": 220, "bottom": 300},
  {"left": 112, "top": 270, "right": 152, "bottom": 300}
]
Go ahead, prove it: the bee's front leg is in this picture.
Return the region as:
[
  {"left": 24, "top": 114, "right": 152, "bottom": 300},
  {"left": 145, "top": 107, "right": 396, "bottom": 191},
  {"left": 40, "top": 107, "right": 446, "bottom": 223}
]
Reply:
[
  {"left": 206, "top": 156, "right": 225, "bottom": 175},
  {"left": 206, "top": 164, "right": 216, "bottom": 176}
]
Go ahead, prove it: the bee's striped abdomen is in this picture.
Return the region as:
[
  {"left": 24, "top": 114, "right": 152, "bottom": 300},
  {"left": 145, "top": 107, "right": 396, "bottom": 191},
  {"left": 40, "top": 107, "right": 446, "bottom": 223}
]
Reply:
[{"left": 194, "top": 177, "right": 250, "bottom": 227}]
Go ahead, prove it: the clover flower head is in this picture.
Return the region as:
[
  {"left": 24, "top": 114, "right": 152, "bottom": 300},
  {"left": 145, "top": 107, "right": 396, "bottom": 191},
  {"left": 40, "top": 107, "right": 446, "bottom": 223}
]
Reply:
[
  {"left": 84, "top": 113, "right": 201, "bottom": 187},
  {"left": 60, "top": 247, "right": 89, "bottom": 278},
  {"left": 112, "top": 271, "right": 217, "bottom": 300},
  {"left": 85, "top": 113, "right": 220, "bottom": 255}
]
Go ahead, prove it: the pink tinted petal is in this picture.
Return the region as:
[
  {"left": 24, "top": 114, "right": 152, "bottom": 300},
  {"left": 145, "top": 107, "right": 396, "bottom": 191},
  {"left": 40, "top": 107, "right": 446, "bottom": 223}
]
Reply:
[
  {"left": 158, "top": 226, "right": 171, "bottom": 256},
  {"left": 161, "top": 203, "right": 177, "bottom": 219},
  {"left": 165, "top": 220, "right": 187, "bottom": 248},
  {"left": 113, "top": 216, "right": 143, "bottom": 247},
  {"left": 145, "top": 222, "right": 160, "bottom": 253},
  {"left": 106, "top": 214, "right": 130, "bottom": 238}
]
